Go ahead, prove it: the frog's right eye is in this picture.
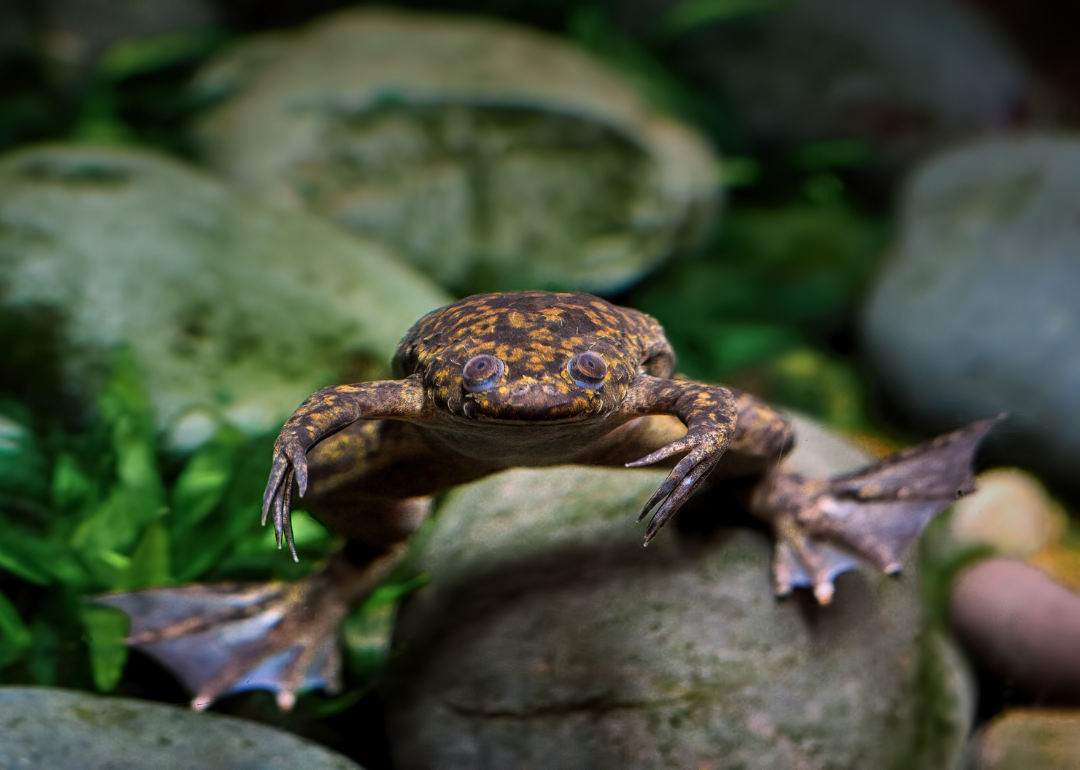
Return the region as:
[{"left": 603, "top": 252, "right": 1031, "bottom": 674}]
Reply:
[{"left": 462, "top": 355, "right": 505, "bottom": 393}]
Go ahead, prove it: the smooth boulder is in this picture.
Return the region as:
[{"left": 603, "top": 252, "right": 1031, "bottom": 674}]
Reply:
[
  {"left": 0, "top": 145, "right": 449, "bottom": 447},
  {"left": 862, "top": 135, "right": 1080, "bottom": 492},
  {"left": 386, "top": 418, "right": 972, "bottom": 769},
  {"left": 0, "top": 687, "right": 361, "bottom": 770},
  {"left": 192, "top": 9, "right": 719, "bottom": 294}
]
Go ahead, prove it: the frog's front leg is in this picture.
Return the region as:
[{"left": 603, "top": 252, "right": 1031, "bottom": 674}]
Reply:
[
  {"left": 263, "top": 376, "right": 430, "bottom": 558},
  {"left": 620, "top": 375, "right": 739, "bottom": 542},
  {"left": 100, "top": 377, "right": 437, "bottom": 710}
]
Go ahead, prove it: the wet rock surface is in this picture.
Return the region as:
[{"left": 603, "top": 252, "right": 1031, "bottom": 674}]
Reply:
[
  {"left": 0, "top": 144, "right": 449, "bottom": 447},
  {"left": 862, "top": 135, "right": 1080, "bottom": 493},
  {"left": 192, "top": 9, "right": 719, "bottom": 294},
  {"left": 950, "top": 559, "right": 1080, "bottom": 704},
  {"left": 0, "top": 687, "right": 361, "bottom": 770},
  {"left": 950, "top": 469, "right": 1065, "bottom": 557},
  {"left": 386, "top": 418, "right": 972, "bottom": 769}
]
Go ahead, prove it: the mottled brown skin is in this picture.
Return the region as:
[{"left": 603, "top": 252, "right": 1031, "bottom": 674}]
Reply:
[
  {"left": 265, "top": 293, "right": 781, "bottom": 548},
  {"left": 102, "top": 291, "right": 998, "bottom": 710}
]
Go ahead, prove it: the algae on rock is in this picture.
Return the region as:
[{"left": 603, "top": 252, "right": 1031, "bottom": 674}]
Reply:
[
  {"left": 0, "top": 145, "right": 449, "bottom": 447},
  {"left": 193, "top": 9, "right": 719, "bottom": 294}
]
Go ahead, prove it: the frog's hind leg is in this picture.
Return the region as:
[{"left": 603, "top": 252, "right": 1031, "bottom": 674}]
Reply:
[
  {"left": 96, "top": 529, "right": 416, "bottom": 711},
  {"left": 749, "top": 417, "right": 1001, "bottom": 604}
]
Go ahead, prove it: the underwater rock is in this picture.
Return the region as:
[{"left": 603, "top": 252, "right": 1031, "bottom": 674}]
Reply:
[
  {"left": 386, "top": 417, "right": 972, "bottom": 769},
  {"left": 862, "top": 135, "right": 1080, "bottom": 493},
  {"left": 0, "top": 144, "right": 449, "bottom": 447},
  {"left": 0, "top": 687, "right": 361, "bottom": 769},
  {"left": 192, "top": 9, "right": 719, "bottom": 294}
]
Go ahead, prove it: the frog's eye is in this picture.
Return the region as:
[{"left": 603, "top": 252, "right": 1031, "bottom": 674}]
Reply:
[
  {"left": 568, "top": 351, "right": 607, "bottom": 390},
  {"left": 462, "top": 355, "right": 505, "bottom": 393}
]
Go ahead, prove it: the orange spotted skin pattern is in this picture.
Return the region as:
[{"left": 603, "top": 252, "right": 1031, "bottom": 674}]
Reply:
[
  {"left": 263, "top": 291, "right": 791, "bottom": 555},
  {"left": 395, "top": 291, "right": 672, "bottom": 422}
]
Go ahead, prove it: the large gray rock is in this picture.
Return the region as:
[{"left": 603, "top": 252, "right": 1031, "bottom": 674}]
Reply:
[
  {"left": 192, "top": 9, "right": 719, "bottom": 294},
  {"left": 614, "top": 0, "right": 1042, "bottom": 176},
  {"left": 0, "top": 687, "right": 361, "bottom": 769},
  {"left": 862, "top": 135, "right": 1080, "bottom": 492},
  {"left": 386, "top": 418, "right": 972, "bottom": 769},
  {"left": 0, "top": 145, "right": 449, "bottom": 447}
]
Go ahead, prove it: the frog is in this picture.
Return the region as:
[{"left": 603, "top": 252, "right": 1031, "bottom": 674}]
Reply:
[{"left": 100, "top": 291, "right": 998, "bottom": 711}]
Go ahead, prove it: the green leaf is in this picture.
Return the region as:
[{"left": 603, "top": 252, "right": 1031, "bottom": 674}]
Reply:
[
  {"left": 98, "top": 29, "right": 230, "bottom": 81},
  {"left": 69, "top": 356, "right": 166, "bottom": 572},
  {"left": 97, "top": 350, "right": 156, "bottom": 445},
  {"left": 120, "top": 522, "right": 171, "bottom": 591},
  {"left": 0, "top": 590, "right": 31, "bottom": 667},
  {"left": 0, "top": 524, "right": 85, "bottom": 587},
  {"left": 364, "top": 573, "right": 430, "bottom": 609},
  {"left": 172, "top": 502, "right": 262, "bottom": 583},
  {"left": 170, "top": 430, "right": 243, "bottom": 535},
  {"left": 0, "top": 411, "right": 50, "bottom": 504},
  {"left": 663, "top": 0, "right": 785, "bottom": 38},
  {"left": 80, "top": 604, "right": 129, "bottom": 692},
  {"left": 51, "top": 452, "right": 94, "bottom": 509},
  {"left": 70, "top": 484, "right": 165, "bottom": 572}
]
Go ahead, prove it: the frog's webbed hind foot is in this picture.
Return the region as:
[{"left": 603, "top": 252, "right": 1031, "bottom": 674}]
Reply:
[
  {"left": 751, "top": 417, "right": 1002, "bottom": 604},
  {"left": 95, "top": 546, "right": 400, "bottom": 710}
]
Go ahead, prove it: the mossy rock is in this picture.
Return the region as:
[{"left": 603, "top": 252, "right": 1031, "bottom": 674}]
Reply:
[
  {"left": 386, "top": 418, "right": 972, "bottom": 768},
  {"left": 0, "top": 144, "right": 449, "bottom": 446},
  {"left": 193, "top": 9, "right": 719, "bottom": 294}
]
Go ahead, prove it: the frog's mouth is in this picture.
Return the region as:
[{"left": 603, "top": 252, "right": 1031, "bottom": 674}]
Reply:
[{"left": 458, "top": 381, "right": 608, "bottom": 423}]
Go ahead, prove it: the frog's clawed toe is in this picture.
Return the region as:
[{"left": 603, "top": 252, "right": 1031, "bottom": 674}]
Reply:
[
  {"left": 262, "top": 445, "right": 306, "bottom": 561},
  {"left": 629, "top": 426, "right": 733, "bottom": 545},
  {"left": 96, "top": 578, "right": 348, "bottom": 711},
  {"left": 753, "top": 417, "right": 1002, "bottom": 604}
]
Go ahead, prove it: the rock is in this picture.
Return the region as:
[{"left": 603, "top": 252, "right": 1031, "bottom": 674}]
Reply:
[
  {"left": 613, "top": 0, "right": 1042, "bottom": 177},
  {"left": 1027, "top": 541, "right": 1080, "bottom": 594},
  {"left": 950, "top": 558, "right": 1080, "bottom": 703},
  {"left": 0, "top": 686, "right": 361, "bottom": 769},
  {"left": 0, "top": 145, "right": 449, "bottom": 447},
  {"left": 861, "top": 135, "right": 1080, "bottom": 492},
  {"left": 192, "top": 9, "right": 719, "bottom": 294},
  {"left": 950, "top": 468, "right": 1065, "bottom": 556},
  {"left": 386, "top": 417, "right": 972, "bottom": 769},
  {"left": 975, "top": 709, "right": 1080, "bottom": 769}
]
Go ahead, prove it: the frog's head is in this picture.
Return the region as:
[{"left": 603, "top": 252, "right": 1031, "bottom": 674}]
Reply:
[{"left": 394, "top": 292, "right": 660, "bottom": 423}]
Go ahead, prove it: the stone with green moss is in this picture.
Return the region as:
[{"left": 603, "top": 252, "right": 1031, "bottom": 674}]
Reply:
[
  {"left": 0, "top": 687, "right": 361, "bottom": 769},
  {"left": 192, "top": 9, "right": 719, "bottom": 294},
  {"left": 387, "top": 417, "right": 972, "bottom": 768},
  {"left": 0, "top": 145, "right": 449, "bottom": 448}
]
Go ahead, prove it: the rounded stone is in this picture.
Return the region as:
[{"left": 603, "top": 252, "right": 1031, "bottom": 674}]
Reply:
[
  {"left": 0, "top": 687, "right": 361, "bottom": 769},
  {"left": 950, "top": 468, "right": 1065, "bottom": 557},
  {"left": 976, "top": 709, "right": 1080, "bottom": 769},
  {"left": 192, "top": 9, "right": 719, "bottom": 294},
  {"left": 386, "top": 417, "right": 972, "bottom": 768},
  {"left": 0, "top": 144, "right": 449, "bottom": 446},
  {"left": 613, "top": 0, "right": 1042, "bottom": 178},
  {"left": 862, "top": 135, "right": 1080, "bottom": 492}
]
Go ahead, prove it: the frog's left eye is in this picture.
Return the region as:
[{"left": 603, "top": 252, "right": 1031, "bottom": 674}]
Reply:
[
  {"left": 568, "top": 351, "right": 607, "bottom": 390},
  {"left": 462, "top": 355, "right": 505, "bottom": 393}
]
